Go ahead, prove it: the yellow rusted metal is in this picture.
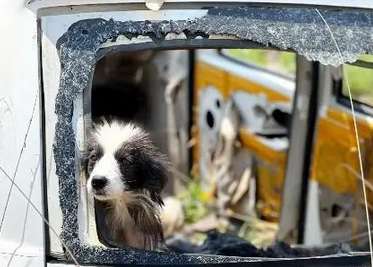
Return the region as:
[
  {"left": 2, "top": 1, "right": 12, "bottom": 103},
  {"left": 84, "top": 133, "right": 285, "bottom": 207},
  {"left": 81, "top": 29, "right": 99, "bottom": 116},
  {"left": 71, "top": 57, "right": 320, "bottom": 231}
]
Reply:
[
  {"left": 228, "top": 74, "right": 290, "bottom": 102},
  {"left": 311, "top": 107, "right": 373, "bottom": 202},
  {"left": 192, "top": 60, "right": 289, "bottom": 221},
  {"left": 240, "top": 129, "right": 287, "bottom": 221},
  {"left": 193, "top": 54, "right": 373, "bottom": 227}
]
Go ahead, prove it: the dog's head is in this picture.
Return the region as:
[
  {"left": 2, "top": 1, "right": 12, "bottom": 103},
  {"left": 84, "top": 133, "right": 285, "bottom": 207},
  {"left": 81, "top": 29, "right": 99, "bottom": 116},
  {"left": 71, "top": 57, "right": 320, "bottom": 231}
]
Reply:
[{"left": 85, "top": 120, "right": 168, "bottom": 204}]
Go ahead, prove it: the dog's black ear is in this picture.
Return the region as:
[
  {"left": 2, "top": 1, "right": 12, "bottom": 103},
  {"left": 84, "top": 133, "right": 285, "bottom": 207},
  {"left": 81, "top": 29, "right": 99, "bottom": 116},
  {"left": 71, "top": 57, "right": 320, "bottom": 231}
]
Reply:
[
  {"left": 143, "top": 154, "right": 168, "bottom": 200},
  {"left": 136, "top": 144, "right": 169, "bottom": 204}
]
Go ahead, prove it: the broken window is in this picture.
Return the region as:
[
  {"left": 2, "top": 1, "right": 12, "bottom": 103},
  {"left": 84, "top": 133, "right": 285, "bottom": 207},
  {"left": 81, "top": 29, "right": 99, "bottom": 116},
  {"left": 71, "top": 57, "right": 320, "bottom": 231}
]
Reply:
[
  {"left": 38, "top": 4, "right": 373, "bottom": 266},
  {"left": 87, "top": 48, "right": 295, "bottom": 250}
]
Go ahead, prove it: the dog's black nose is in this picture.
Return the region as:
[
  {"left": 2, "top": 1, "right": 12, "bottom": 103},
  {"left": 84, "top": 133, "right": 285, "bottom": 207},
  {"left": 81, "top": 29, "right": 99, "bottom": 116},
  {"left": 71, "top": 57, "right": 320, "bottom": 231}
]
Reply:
[{"left": 91, "top": 176, "right": 107, "bottom": 190}]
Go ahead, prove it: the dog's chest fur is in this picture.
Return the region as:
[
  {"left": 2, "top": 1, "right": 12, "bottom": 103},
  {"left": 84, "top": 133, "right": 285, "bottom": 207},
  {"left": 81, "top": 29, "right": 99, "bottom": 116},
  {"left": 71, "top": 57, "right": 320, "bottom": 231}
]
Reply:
[
  {"left": 103, "top": 191, "right": 163, "bottom": 250},
  {"left": 105, "top": 198, "right": 147, "bottom": 249}
]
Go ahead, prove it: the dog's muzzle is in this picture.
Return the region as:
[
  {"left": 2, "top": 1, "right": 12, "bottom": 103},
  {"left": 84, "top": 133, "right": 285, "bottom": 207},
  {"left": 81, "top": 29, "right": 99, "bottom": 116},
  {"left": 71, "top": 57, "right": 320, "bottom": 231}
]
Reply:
[{"left": 91, "top": 175, "right": 108, "bottom": 194}]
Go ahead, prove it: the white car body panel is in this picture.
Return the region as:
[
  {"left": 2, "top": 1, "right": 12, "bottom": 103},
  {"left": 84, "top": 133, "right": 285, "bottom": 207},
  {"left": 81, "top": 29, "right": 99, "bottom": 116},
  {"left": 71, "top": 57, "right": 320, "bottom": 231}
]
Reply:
[
  {"left": 0, "top": 1, "right": 45, "bottom": 266},
  {"left": 2, "top": 0, "right": 372, "bottom": 266}
]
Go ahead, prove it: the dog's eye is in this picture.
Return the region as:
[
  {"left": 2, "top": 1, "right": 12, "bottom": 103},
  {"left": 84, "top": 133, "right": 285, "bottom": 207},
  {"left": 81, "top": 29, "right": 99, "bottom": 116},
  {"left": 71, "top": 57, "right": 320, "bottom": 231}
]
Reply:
[
  {"left": 121, "top": 154, "right": 134, "bottom": 164},
  {"left": 121, "top": 157, "right": 131, "bottom": 164},
  {"left": 89, "top": 152, "right": 97, "bottom": 161}
]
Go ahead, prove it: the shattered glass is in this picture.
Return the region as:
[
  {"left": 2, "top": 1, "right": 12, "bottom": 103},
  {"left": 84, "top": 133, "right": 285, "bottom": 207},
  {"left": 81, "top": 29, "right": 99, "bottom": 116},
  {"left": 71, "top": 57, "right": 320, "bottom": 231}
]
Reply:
[{"left": 53, "top": 5, "right": 373, "bottom": 265}]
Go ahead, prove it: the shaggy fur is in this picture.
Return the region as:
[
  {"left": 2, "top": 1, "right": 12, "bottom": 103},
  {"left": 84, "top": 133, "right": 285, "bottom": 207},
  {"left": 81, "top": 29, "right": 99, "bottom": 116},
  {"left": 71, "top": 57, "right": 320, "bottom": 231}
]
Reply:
[{"left": 84, "top": 120, "right": 168, "bottom": 250}]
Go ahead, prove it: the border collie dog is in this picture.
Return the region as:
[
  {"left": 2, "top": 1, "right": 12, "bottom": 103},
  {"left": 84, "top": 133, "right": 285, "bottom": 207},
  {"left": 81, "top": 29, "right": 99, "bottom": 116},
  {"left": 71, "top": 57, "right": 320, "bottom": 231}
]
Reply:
[{"left": 85, "top": 120, "right": 168, "bottom": 250}]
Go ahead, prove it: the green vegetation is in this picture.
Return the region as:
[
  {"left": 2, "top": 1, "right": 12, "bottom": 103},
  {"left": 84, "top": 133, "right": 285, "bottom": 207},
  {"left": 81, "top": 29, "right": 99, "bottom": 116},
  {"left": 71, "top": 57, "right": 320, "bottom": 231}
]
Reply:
[
  {"left": 227, "top": 49, "right": 373, "bottom": 107},
  {"left": 343, "top": 54, "right": 373, "bottom": 106},
  {"left": 225, "top": 49, "right": 296, "bottom": 77},
  {"left": 177, "top": 180, "right": 209, "bottom": 224}
]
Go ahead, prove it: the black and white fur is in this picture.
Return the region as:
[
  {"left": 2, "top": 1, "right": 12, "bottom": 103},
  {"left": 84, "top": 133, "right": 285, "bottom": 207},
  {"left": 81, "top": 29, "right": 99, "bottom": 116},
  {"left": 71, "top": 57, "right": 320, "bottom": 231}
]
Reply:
[{"left": 85, "top": 120, "right": 168, "bottom": 250}]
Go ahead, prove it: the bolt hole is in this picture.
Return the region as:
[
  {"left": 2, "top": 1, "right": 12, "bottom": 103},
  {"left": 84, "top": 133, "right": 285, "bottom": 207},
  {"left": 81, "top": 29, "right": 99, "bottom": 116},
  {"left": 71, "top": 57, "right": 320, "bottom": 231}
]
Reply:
[
  {"left": 216, "top": 99, "right": 221, "bottom": 108},
  {"left": 206, "top": 110, "right": 215, "bottom": 129},
  {"left": 331, "top": 204, "right": 343, "bottom": 218}
]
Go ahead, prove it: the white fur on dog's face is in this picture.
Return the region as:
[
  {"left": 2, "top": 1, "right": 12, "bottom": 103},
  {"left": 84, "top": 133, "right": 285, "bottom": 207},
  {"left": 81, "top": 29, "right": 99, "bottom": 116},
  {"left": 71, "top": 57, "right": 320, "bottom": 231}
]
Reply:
[
  {"left": 87, "top": 121, "right": 145, "bottom": 200},
  {"left": 87, "top": 153, "right": 124, "bottom": 200}
]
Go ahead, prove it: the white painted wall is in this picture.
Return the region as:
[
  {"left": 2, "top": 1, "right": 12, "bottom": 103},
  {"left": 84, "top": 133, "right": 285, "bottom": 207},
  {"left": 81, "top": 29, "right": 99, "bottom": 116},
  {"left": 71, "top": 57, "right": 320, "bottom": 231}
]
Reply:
[{"left": 0, "top": 1, "right": 45, "bottom": 267}]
